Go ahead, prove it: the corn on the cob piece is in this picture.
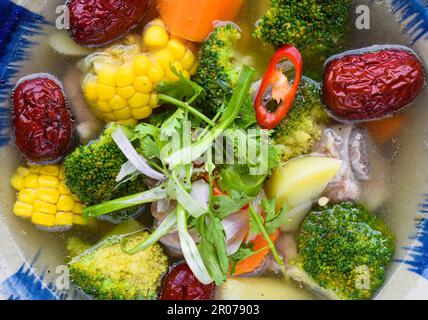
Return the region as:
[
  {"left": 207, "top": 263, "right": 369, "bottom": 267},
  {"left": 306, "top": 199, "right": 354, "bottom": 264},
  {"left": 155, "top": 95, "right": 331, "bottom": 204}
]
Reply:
[
  {"left": 10, "top": 164, "right": 87, "bottom": 231},
  {"left": 80, "top": 19, "right": 199, "bottom": 126}
]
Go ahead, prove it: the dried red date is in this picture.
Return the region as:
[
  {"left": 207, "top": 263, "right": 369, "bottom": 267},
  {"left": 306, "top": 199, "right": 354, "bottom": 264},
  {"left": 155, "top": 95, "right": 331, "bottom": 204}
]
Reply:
[
  {"left": 68, "top": 0, "right": 150, "bottom": 47},
  {"left": 160, "top": 261, "right": 215, "bottom": 300},
  {"left": 322, "top": 45, "right": 425, "bottom": 122},
  {"left": 11, "top": 74, "right": 74, "bottom": 164}
]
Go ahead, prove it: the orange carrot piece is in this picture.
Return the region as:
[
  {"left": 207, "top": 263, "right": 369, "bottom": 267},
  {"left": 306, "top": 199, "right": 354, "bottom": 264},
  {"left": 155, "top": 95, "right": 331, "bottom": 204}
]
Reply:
[
  {"left": 157, "top": 0, "right": 244, "bottom": 42},
  {"left": 231, "top": 229, "right": 280, "bottom": 276},
  {"left": 366, "top": 115, "right": 405, "bottom": 145}
]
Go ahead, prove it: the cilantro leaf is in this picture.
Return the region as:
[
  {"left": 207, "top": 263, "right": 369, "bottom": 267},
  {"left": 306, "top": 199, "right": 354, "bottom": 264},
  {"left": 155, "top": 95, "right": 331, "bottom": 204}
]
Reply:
[
  {"left": 197, "top": 215, "right": 228, "bottom": 285},
  {"left": 160, "top": 108, "right": 186, "bottom": 139},
  {"left": 157, "top": 67, "right": 205, "bottom": 104},
  {"left": 262, "top": 199, "right": 289, "bottom": 234},
  {"left": 212, "top": 190, "right": 253, "bottom": 219},
  {"left": 139, "top": 136, "right": 160, "bottom": 159}
]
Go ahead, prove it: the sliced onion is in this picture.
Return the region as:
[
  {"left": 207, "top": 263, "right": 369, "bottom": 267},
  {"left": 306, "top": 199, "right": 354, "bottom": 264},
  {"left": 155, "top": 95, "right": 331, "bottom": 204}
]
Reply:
[
  {"left": 170, "top": 173, "right": 207, "bottom": 218},
  {"left": 121, "top": 211, "right": 177, "bottom": 255},
  {"left": 177, "top": 205, "right": 213, "bottom": 285},
  {"left": 112, "top": 128, "right": 166, "bottom": 181},
  {"left": 116, "top": 161, "right": 138, "bottom": 182},
  {"left": 223, "top": 209, "right": 249, "bottom": 256},
  {"left": 190, "top": 180, "right": 210, "bottom": 211}
]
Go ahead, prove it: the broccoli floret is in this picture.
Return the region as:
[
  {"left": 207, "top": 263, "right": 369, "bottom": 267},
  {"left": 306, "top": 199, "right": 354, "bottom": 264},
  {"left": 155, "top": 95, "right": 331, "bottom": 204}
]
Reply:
[
  {"left": 273, "top": 77, "right": 328, "bottom": 161},
  {"left": 254, "top": 0, "right": 352, "bottom": 79},
  {"left": 193, "top": 23, "right": 250, "bottom": 116},
  {"left": 68, "top": 231, "right": 169, "bottom": 300},
  {"left": 64, "top": 123, "right": 146, "bottom": 222},
  {"left": 291, "top": 203, "right": 394, "bottom": 300}
]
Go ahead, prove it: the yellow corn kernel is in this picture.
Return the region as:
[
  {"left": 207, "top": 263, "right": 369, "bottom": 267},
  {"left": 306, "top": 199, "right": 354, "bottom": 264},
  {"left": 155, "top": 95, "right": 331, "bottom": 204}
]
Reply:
[
  {"left": 12, "top": 164, "right": 86, "bottom": 230},
  {"left": 97, "top": 64, "right": 117, "bottom": 86},
  {"left": 113, "top": 108, "right": 132, "bottom": 120},
  {"left": 58, "top": 181, "right": 71, "bottom": 195},
  {"left": 57, "top": 195, "right": 75, "bottom": 212},
  {"left": 97, "top": 101, "right": 112, "bottom": 113},
  {"left": 59, "top": 167, "right": 65, "bottom": 180},
  {"left": 97, "top": 84, "right": 116, "bottom": 101},
  {"left": 134, "top": 76, "right": 153, "bottom": 94},
  {"left": 103, "top": 112, "right": 116, "bottom": 122},
  {"left": 32, "top": 212, "right": 56, "bottom": 227},
  {"left": 72, "top": 202, "right": 84, "bottom": 215},
  {"left": 36, "top": 188, "right": 60, "bottom": 204},
  {"left": 181, "top": 50, "right": 196, "bottom": 70},
  {"left": 153, "top": 49, "right": 174, "bottom": 70},
  {"left": 24, "top": 174, "right": 39, "bottom": 189},
  {"left": 108, "top": 95, "right": 127, "bottom": 111},
  {"left": 38, "top": 175, "right": 59, "bottom": 189},
  {"left": 119, "top": 119, "right": 138, "bottom": 126},
  {"left": 149, "top": 94, "right": 159, "bottom": 108},
  {"left": 17, "top": 166, "right": 30, "bottom": 177},
  {"left": 143, "top": 25, "right": 169, "bottom": 48},
  {"left": 147, "top": 63, "right": 165, "bottom": 82},
  {"left": 55, "top": 212, "right": 74, "bottom": 226},
  {"left": 40, "top": 165, "right": 60, "bottom": 176},
  {"left": 33, "top": 200, "right": 56, "bottom": 215},
  {"left": 166, "top": 62, "right": 183, "bottom": 82},
  {"left": 167, "top": 39, "right": 186, "bottom": 60},
  {"left": 132, "top": 107, "right": 152, "bottom": 119},
  {"left": 115, "top": 64, "right": 135, "bottom": 88},
  {"left": 29, "top": 166, "right": 41, "bottom": 174},
  {"left": 133, "top": 55, "right": 150, "bottom": 76},
  {"left": 13, "top": 201, "right": 33, "bottom": 218},
  {"left": 129, "top": 93, "right": 150, "bottom": 109},
  {"left": 84, "top": 79, "right": 98, "bottom": 102},
  {"left": 117, "top": 86, "right": 136, "bottom": 100},
  {"left": 73, "top": 215, "right": 87, "bottom": 225},
  {"left": 189, "top": 62, "right": 199, "bottom": 76},
  {"left": 18, "top": 189, "right": 37, "bottom": 203},
  {"left": 11, "top": 175, "right": 24, "bottom": 191}
]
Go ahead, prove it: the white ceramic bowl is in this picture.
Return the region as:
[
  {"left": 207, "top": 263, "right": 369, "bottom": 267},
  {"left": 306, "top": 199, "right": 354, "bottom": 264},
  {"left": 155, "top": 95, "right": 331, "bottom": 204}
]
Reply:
[{"left": 0, "top": 0, "right": 428, "bottom": 300}]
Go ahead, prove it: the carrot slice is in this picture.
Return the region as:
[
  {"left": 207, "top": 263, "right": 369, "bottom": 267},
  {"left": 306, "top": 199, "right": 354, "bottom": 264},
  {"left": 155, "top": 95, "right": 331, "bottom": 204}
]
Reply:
[
  {"left": 231, "top": 229, "right": 280, "bottom": 276},
  {"left": 366, "top": 115, "right": 405, "bottom": 145},
  {"left": 157, "top": 0, "right": 244, "bottom": 42}
]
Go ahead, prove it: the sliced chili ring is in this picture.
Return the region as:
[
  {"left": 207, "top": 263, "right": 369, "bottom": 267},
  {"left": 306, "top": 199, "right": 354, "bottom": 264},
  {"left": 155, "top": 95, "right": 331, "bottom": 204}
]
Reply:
[{"left": 254, "top": 45, "right": 303, "bottom": 130}]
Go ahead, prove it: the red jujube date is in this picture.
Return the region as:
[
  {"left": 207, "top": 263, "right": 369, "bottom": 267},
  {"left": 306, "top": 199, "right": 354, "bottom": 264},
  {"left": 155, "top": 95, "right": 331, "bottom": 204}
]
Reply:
[
  {"left": 68, "top": 0, "right": 150, "bottom": 47},
  {"left": 322, "top": 45, "right": 425, "bottom": 122},
  {"left": 12, "top": 74, "right": 74, "bottom": 164},
  {"left": 160, "top": 261, "right": 215, "bottom": 300}
]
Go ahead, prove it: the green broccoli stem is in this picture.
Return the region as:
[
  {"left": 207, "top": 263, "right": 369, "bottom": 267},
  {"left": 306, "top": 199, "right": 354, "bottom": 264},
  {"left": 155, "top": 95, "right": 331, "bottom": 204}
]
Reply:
[
  {"left": 83, "top": 184, "right": 168, "bottom": 219},
  {"left": 158, "top": 94, "right": 215, "bottom": 126},
  {"left": 249, "top": 205, "right": 288, "bottom": 280},
  {"left": 166, "top": 65, "right": 256, "bottom": 166}
]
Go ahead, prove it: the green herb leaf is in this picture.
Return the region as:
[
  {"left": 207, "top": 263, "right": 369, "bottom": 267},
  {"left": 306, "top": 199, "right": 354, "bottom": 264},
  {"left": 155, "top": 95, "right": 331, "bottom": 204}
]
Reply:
[
  {"left": 228, "top": 245, "right": 269, "bottom": 275},
  {"left": 212, "top": 190, "right": 253, "bottom": 219},
  {"left": 157, "top": 67, "right": 205, "bottom": 104},
  {"left": 264, "top": 200, "right": 289, "bottom": 234},
  {"left": 197, "top": 215, "right": 228, "bottom": 285},
  {"left": 160, "top": 108, "right": 186, "bottom": 140}
]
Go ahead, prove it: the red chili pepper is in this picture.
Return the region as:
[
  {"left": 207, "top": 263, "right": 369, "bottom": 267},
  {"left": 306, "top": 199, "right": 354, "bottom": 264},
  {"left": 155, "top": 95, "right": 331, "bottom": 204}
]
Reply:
[{"left": 254, "top": 45, "right": 303, "bottom": 130}]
